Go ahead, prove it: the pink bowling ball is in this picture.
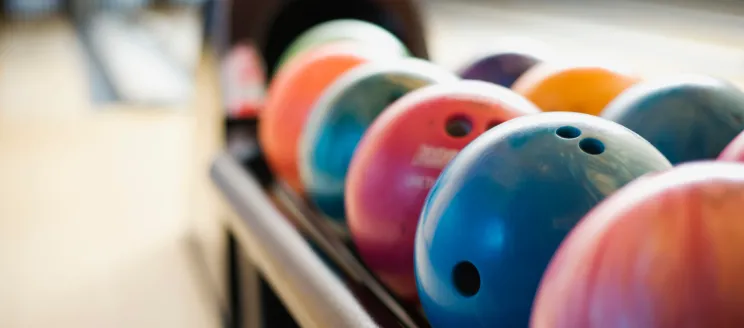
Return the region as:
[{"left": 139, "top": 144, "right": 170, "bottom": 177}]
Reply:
[
  {"left": 531, "top": 161, "right": 744, "bottom": 328},
  {"left": 719, "top": 130, "right": 744, "bottom": 162},
  {"left": 346, "top": 81, "right": 540, "bottom": 300}
]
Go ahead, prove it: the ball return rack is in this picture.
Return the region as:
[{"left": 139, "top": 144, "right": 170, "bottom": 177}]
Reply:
[{"left": 211, "top": 135, "right": 430, "bottom": 328}]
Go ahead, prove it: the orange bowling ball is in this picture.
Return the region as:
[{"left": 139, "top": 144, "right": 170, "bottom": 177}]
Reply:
[
  {"left": 259, "top": 42, "right": 401, "bottom": 193},
  {"left": 512, "top": 63, "right": 641, "bottom": 115}
]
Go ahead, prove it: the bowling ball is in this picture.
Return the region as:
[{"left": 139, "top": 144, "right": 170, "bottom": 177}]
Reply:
[
  {"left": 222, "top": 43, "right": 266, "bottom": 119},
  {"left": 298, "top": 58, "right": 458, "bottom": 223},
  {"left": 259, "top": 42, "right": 399, "bottom": 193},
  {"left": 512, "top": 63, "right": 640, "bottom": 115},
  {"left": 531, "top": 161, "right": 744, "bottom": 328},
  {"left": 346, "top": 81, "right": 541, "bottom": 300},
  {"left": 602, "top": 75, "right": 744, "bottom": 164},
  {"left": 414, "top": 112, "right": 672, "bottom": 328},
  {"left": 458, "top": 51, "right": 542, "bottom": 88},
  {"left": 275, "top": 19, "right": 409, "bottom": 72},
  {"left": 720, "top": 130, "right": 744, "bottom": 162}
]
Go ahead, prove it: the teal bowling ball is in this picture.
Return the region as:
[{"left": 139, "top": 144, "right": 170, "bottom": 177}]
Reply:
[
  {"left": 414, "top": 112, "right": 672, "bottom": 328},
  {"left": 298, "top": 58, "right": 458, "bottom": 223},
  {"left": 601, "top": 75, "right": 744, "bottom": 164}
]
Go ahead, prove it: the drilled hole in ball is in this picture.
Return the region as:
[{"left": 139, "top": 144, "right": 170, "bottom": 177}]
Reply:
[
  {"left": 446, "top": 116, "right": 473, "bottom": 138},
  {"left": 579, "top": 138, "right": 605, "bottom": 155},
  {"left": 452, "top": 261, "right": 480, "bottom": 297},
  {"left": 556, "top": 126, "right": 582, "bottom": 139}
]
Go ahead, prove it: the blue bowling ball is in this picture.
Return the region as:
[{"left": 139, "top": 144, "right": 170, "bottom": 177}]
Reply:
[
  {"left": 459, "top": 51, "right": 542, "bottom": 88},
  {"left": 414, "top": 112, "right": 672, "bottom": 328},
  {"left": 601, "top": 75, "right": 744, "bottom": 164},
  {"left": 299, "top": 58, "right": 458, "bottom": 223}
]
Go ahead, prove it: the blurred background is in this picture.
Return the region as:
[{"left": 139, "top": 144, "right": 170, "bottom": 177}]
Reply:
[{"left": 1, "top": 0, "right": 743, "bottom": 327}]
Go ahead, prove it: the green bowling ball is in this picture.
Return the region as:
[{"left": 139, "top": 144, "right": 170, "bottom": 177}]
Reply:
[
  {"left": 275, "top": 19, "right": 410, "bottom": 72},
  {"left": 298, "top": 58, "right": 459, "bottom": 223}
]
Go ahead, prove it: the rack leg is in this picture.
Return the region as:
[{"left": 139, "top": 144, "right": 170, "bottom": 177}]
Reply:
[{"left": 227, "top": 230, "right": 262, "bottom": 328}]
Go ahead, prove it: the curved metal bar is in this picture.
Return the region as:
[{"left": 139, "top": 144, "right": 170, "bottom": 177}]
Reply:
[{"left": 210, "top": 153, "right": 379, "bottom": 328}]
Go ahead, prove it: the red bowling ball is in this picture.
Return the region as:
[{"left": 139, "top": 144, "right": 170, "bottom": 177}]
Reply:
[
  {"left": 259, "top": 42, "right": 397, "bottom": 193},
  {"left": 346, "top": 81, "right": 541, "bottom": 300},
  {"left": 531, "top": 161, "right": 744, "bottom": 328},
  {"left": 719, "top": 130, "right": 744, "bottom": 162}
]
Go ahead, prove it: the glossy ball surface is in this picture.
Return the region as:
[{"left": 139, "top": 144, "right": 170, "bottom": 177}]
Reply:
[
  {"left": 347, "top": 81, "right": 541, "bottom": 300},
  {"left": 512, "top": 63, "right": 640, "bottom": 115},
  {"left": 259, "top": 43, "right": 398, "bottom": 192},
  {"left": 299, "top": 58, "right": 458, "bottom": 222},
  {"left": 459, "top": 51, "right": 542, "bottom": 88},
  {"left": 415, "top": 112, "right": 672, "bottom": 328},
  {"left": 602, "top": 75, "right": 744, "bottom": 164},
  {"left": 532, "top": 162, "right": 744, "bottom": 328}
]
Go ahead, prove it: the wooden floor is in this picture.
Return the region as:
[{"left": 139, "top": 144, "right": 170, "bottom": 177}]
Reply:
[
  {"left": 0, "top": 17, "right": 228, "bottom": 328},
  {"left": 0, "top": 3, "right": 742, "bottom": 328}
]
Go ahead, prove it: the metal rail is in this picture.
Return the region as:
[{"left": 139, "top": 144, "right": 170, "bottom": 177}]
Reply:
[
  {"left": 269, "top": 183, "right": 426, "bottom": 328},
  {"left": 210, "top": 153, "right": 379, "bottom": 328}
]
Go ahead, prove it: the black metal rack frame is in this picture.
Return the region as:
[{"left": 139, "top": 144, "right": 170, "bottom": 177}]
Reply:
[
  {"left": 208, "top": 0, "right": 432, "bottom": 325},
  {"left": 212, "top": 151, "right": 431, "bottom": 328}
]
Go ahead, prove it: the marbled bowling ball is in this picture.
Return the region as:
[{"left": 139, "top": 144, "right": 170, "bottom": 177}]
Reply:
[
  {"left": 299, "top": 58, "right": 458, "bottom": 223},
  {"left": 415, "top": 112, "right": 672, "bottom": 327},
  {"left": 259, "top": 42, "right": 399, "bottom": 193},
  {"left": 459, "top": 51, "right": 542, "bottom": 88},
  {"left": 346, "top": 81, "right": 540, "bottom": 300},
  {"left": 602, "top": 75, "right": 744, "bottom": 164},
  {"left": 512, "top": 63, "right": 640, "bottom": 115},
  {"left": 532, "top": 161, "right": 744, "bottom": 328},
  {"left": 275, "top": 19, "right": 409, "bottom": 72}
]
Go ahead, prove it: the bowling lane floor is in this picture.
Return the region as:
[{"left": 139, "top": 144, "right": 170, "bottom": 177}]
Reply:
[
  {"left": 1, "top": 3, "right": 743, "bottom": 328},
  {"left": 0, "top": 17, "right": 228, "bottom": 328}
]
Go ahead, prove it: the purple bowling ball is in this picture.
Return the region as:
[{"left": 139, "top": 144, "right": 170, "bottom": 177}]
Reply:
[{"left": 459, "top": 52, "right": 542, "bottom": 88}]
